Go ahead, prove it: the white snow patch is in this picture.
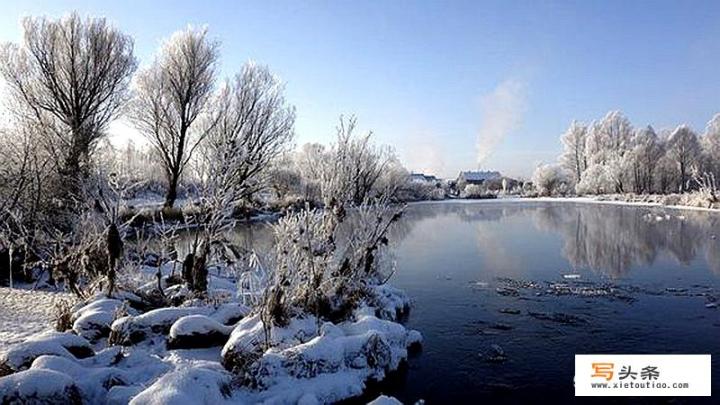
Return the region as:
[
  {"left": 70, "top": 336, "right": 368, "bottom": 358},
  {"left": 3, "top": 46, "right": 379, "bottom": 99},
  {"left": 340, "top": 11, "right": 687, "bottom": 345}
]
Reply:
[
  {"left": 0, "top": 287, "right": 74, "bottom": 347},
  {"left": 129, "top": 366, "right": 232, "bottom": 405},
  {"left": 0, "top": 368, "right": 79, "bottom": 403},
  {"left": 368, "top": 395, "right": 404, "bottom": 405},
  {"left": 0, "top": 331, "right": 93, "bottom": 371}
]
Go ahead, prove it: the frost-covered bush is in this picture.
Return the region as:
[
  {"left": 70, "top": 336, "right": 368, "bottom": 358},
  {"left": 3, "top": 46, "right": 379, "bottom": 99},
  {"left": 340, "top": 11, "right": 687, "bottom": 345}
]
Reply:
[
  {"left": 575, "top": 163, "right": 614, "bottom": 195},
  {"left": 532, "top": 163, "right": 568, "bottom": 196},
  {"left": 679, "top": 170, "right": 719, "bottom": 208},
  {"left": 462, "top": 184, "right": 485, "bottom": 198},
  {"left": 260, "top": 199, "right": 402, "bottom": 332}
]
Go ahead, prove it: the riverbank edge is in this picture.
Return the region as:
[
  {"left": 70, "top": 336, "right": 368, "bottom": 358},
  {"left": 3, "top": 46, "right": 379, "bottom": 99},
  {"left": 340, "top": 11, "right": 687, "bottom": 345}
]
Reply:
[{"left": 409, "top": 196, "right": 720, "bottom": 214}]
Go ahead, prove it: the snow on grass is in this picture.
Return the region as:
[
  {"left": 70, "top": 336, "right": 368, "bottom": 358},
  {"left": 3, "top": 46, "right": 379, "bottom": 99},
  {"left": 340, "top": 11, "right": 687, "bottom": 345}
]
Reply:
[{"left": 0, "top": 287, "right": 75, "bottom": 347}]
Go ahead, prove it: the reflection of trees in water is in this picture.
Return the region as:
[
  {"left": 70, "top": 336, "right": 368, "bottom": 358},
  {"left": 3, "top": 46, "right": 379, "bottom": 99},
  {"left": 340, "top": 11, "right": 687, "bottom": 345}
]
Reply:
[
  {"left": 399, "top": 202, "right": 720, "bottom": 278},
  {"left": 474, "top": 222, "right": 524, "bottom": 275},
  {"left": 532, "top": 204, "right": 720, "bottom": 278},
  {"left": 400, "top": 202, "right": 509, "bottom": 223}
]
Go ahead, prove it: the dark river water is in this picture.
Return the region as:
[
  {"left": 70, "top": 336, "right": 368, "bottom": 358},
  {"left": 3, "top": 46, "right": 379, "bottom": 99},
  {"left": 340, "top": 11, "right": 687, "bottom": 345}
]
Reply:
[{"left": 239, "top": 200, "right": 720, "bottom": 404}]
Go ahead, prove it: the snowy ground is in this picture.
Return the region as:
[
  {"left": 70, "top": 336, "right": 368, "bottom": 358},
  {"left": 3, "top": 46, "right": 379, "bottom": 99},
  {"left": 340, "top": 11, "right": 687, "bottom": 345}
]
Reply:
[
  {"left": 0, "top": 287, "right": 74, "bottom": 347},
  {"left": 0, "top": 275, "right": 420, "bottom": 404}
]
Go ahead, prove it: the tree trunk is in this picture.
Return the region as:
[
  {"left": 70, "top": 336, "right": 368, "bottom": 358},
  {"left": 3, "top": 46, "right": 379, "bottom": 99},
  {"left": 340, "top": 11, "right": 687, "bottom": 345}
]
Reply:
[
  {"left": 182, "top": 253, "right": 195, "bottom": 290},
  {"left": 679, "top": 162, "right": 686, "bottom": 193},
  {"left": 192, "top": 243, "right": 209, "bottom": 294},
  {"left": 164, "top": 172, "right": 179, "bottom": 208}
]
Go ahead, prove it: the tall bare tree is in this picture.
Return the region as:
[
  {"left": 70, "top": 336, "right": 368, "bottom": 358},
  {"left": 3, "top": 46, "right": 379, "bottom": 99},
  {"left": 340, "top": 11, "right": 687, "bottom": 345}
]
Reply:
[
  {"left": 0, "top": 13, "right": 136, "bottom": 188},
  {"left": 129, "top": 27, "right": 220, "bottom": 208}
]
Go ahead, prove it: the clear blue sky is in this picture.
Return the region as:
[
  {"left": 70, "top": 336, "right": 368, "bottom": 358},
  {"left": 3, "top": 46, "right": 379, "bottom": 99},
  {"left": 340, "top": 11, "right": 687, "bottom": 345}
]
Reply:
[{"left": 2, "top": 0, "right": 720, "bottom": 178}]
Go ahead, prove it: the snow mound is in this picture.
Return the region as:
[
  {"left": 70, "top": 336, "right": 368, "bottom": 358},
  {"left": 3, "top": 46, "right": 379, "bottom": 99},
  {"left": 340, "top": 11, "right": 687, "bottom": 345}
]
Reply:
[
  {"left": 24, "top": 348, "right": 170, "bottom": 404},
  {"left": 0, "top": 331, "right": 93, "bottom": 371},
  {"left": 129, "top": 366, "right": 232, "bottom": 405},
  {"left": 167, "top": 315, "right": 234, "bottom": 349},
  {"left": 72, "top": 298, "right": 132, "bottom": 341},
  {"left": 224, "top": 292, "right": 422, "bottom": 404},
  {"left": 31, "top": 355, "right": 129, "bottom": 404},
  {"left": 368, "top": 395, "right": 404, "bottom": 405},
  {"left": 0, "top": 368, "right": 81, "bottom": 404},
  {"left": 221, "top": 314, "right": 318, "bottom": 373},
  {"left": 210, "top": 302, "right": 251, "bottom": 325},
  {"left": 110, "top": 306, "right": 213, "bottom": 346},
  {"left": 368, "top": 284, "right": 411, "bottom": 321}
]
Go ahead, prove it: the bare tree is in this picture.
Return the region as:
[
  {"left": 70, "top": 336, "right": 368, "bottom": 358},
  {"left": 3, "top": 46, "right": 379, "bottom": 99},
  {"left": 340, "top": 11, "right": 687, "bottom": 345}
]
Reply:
[
  {"left": 129, "top": 26, "right": 220, "bottom": 208},
  {"left": 0, "top": 12, "right": 136, "bottom": 189}
]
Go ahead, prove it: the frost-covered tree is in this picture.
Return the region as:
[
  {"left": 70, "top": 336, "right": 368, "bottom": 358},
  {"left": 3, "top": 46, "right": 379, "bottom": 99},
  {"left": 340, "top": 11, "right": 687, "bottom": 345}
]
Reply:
[
  {"left": 0, "top": 13, "right": 136, "bottom": 195},
  {"left": 197, "top": 62, "right": 295, "bottom": 204},
  {"left": 702, "top": 113, "right": 720, "bottom": 176},
  {"left": 532, "top": 163, "right": 567, "bottom": 196},
  {"left": 559, "top": 121, "right": 588, "bottom": 185},
  {"left": 319, "top": 116, "right": 394, "bottom": 206},
  {"left": 294, "top": 143, "right": 328, "bottom": 201},
  {"left": 654, "top": 153, "right": 675, "bottom": 194},
  {"left": 576, "top": 163, "right": 614, "bottom": 195},
  {"left": 585, "top": 111, "right": 633, "bottom": 192},
  {"left": 129, "top": 27, "right": 219, "bottom": 208},
  {"left": 665, "top": 125, "right": 700, "bottom": 193},
  {"left": 185, "top": 63, "right": 295, "bottom": 292},
  {"left": 625, "top": 125, "right": 662, "bottom": 193}
]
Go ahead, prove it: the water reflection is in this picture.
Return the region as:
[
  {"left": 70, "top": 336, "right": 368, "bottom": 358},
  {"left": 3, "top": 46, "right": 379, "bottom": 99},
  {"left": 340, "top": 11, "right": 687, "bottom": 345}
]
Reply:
[
  {"left": 400, "top": 201, "right": 720, "bottom": 279},
  {"left": 221, "top": 201, "right": 720, "bottom": 281}
]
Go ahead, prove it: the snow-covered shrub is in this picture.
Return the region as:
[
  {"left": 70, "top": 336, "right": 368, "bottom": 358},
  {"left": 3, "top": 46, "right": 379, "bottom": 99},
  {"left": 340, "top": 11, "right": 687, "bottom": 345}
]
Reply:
[
  {"left": 128, "top": 367, "right": 233, "bottom": 405},
  {"left": 109, "top": 306, "right": 213, "bottom": 346},
  {"left": 54, "top": 299, "right": 75, "bottom": 333},
  {"left": 0, "top": 331, "right": 94, "bottom": 372},
  {"left": 0, "top": 368, "right": 82, "bottom": 404},
  {"left": 460, "top": 184, "right": 496, "bottom": 198},
  {"left": 681, "top": 169, "right": 719, "bottom": 208},
  {"left": 462, "top": 184, "right": 485, "bottom": 198},
  {"left": 259, "top": 198, "right": 403, "bottom": 335},
  {"left": 167, "top": 315, "right": 234, "bottom": 349},
  {"left": 532, "top": 163, "right": 568, "bottom": 196},
  {"left": 576, "top": 163, "right": 614, "bottom": 195},
  {"left": 72, "top": 298, "right": 132, "bottom": 341}
]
